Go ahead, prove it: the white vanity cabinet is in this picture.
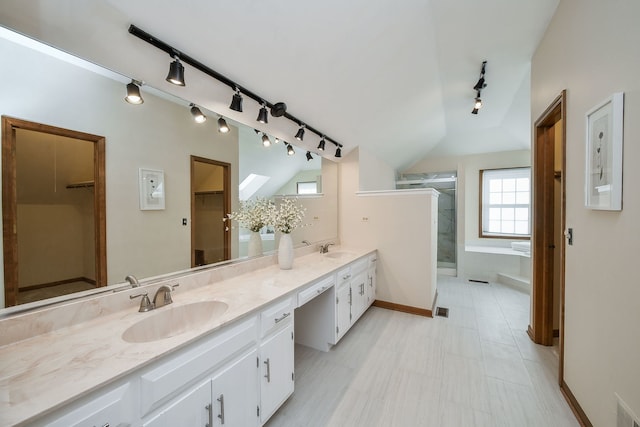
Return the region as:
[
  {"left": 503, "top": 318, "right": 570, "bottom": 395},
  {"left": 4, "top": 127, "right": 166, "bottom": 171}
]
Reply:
[
  {"left": 140, "top": 316, "right": 259, "bottom": 426},
  {"left": 32, "top": 379, "right": 136, "bottom": 427},
  {"left": 259, "top": 297, "right": 295, "bottom": 424},
  {"left": 333, "top": 257, "right": 371, "bottom": 343}
]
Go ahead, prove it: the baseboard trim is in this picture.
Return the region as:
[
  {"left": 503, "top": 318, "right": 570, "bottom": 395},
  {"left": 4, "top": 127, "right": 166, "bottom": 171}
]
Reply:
[
  {"left": 560, "top": 380, "right": 593, "bottom": 427},
  {"left": 372, "top": 300, "right": 432, "bottom": 317},
  {"left": 19, "top": 277, "right": 96, "bottom": 292}
]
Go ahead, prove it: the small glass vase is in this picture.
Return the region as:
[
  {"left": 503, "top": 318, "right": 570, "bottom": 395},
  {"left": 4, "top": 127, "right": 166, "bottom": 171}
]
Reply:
[
  {"left": 278, "top": 233, "right": 294, "bottom": 270},
  {"left": 248, "top": 231, "right": 263, "bottom": 258}
]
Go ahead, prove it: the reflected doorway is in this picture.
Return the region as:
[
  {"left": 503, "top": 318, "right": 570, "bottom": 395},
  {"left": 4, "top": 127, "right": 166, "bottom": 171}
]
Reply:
[
  {"left": 2, "top": 117, "right": 107, "bottom": 307},
  {"left": 190, "top": 156, "right": 230, "bottom": 267}
]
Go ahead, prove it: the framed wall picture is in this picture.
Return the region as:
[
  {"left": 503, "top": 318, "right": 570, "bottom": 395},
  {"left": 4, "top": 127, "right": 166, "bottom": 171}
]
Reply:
[
  {"left": 585, "top": 92, "right": 624, "bottom": 210},
  {"left": 139, "top": 168, "right": 165, "bottom": 210}
]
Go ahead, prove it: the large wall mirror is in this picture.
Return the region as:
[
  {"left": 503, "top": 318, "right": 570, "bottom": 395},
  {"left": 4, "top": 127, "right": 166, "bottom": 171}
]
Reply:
[{"left": 0, "top": 28, "right": 338, "bottom": 311}]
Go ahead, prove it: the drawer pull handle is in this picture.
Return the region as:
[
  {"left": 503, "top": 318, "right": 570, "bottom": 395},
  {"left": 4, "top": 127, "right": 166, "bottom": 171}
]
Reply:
[
  {"left": 343, "top": 274, "right": 351, "bottom": 280},
  {"left": 316, "top": 286, "right": 327, "bottom": 294},
  {"left": 264, "top": 358, "right": 271, "bottom": 382},
  {"left": 217, "top": 394, "right": 225, "bottom": 425},
  {"left": 275, "top": 312, "right": 291, "bottom": 323}
]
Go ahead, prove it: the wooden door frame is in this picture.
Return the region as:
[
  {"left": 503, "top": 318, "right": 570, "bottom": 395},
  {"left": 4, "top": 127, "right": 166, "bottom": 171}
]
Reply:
[
  {"left": 190, "top": 155, "right": 231, "bottom": 267},
  {"left": 529, "top": 91, "right": 566, "bottom": 382},
  {"left": 2, "top": 116, "right": 107, "bottom": 306}
]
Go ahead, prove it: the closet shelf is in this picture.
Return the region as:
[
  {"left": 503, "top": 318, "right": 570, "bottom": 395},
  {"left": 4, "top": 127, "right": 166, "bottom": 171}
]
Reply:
[{"left": 66, "top": 181, "right": 94, "bottom": 189}]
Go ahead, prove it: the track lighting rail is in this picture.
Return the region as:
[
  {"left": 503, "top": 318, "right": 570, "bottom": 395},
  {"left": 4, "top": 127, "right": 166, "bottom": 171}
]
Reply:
[{"left": 128, "top": 24, "right": 342, "bottom": 149}]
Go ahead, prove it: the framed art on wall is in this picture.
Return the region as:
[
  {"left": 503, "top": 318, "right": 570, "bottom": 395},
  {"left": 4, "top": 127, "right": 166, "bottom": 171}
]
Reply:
[
  {"left": 585, "top": 92, "right": 624, "bottom": 210},
  {"left": 139, "top": 168, "right": 165, "bottom": 210}
]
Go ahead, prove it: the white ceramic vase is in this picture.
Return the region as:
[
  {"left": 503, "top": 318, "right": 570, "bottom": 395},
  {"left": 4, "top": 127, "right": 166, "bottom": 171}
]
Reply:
[
  {"left": 278, "top": 233, "right": 294, "bottom": 270},
  {"left": 248, "top": 231, "right": 263, "bottom": 258}
]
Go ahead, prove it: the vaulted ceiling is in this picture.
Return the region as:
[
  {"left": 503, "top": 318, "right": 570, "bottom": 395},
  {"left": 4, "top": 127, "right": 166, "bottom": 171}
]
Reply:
[{"left": 0, "top": 0, "right": 558, "bottom": 171}]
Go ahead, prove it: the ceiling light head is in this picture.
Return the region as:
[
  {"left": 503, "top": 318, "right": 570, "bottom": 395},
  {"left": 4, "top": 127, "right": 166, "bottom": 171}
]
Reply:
[
  {"left": 124, "top": 80, "right": 144, "bottom": 105},
  {"left": 270, "top": 102, "right": 287, "bottom": 117},
  {"left": 473, "top": 77, "right": 486, "bottom": 91},
  {"left": 274, "top": 137, "right": 280, "bottom": 144},
  {"left": 286, "top": 143, "right": 295, "bottom": 156},
  {"left": 295, "top": 124, "right": 305, "bottom": 141},
  {"left": 257, "top": 103, "right": 269, "bottom": 124},
  {"left": 317, "top": 137, "right": 326, "bottom": 151},
  {"left": 166, "top": 56, "right": 185, "bottom": 86},
  {"left": 229, "top": 87, "right": 243, "bottom": 112},
  {"left": 306, "top": 151, "right": 313, "bottom": 161},
  {"left": 474, "top": 97, "right": 482, "bottom": 110},
  {"left": 217, "top": 116, "right": 229, "bottom": 133},
  {"left": 471, "top": 107, "right": 479, "bottom": 115},
  {"left": 190, "top": 104, "right": 206, "bottom": 123},
  {"left": 335, "top": 147, "right": 342, "bottom": 158},
  {"left": 262, "top": 133, "right": 271, "bottom": 147}
]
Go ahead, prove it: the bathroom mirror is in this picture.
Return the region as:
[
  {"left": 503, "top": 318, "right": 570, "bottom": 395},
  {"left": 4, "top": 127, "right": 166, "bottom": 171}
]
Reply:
[{"left": 0, "top": 28, "right": 338, "bottom": 310}]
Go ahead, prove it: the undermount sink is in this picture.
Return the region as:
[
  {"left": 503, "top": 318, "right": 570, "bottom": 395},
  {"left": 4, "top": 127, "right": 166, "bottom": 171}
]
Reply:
[
  {"left": 122, "top": 300, "right": 228, "bottom": 343},
  {"left": 324, "top": 251, "right": 357, "bottom": 260}
]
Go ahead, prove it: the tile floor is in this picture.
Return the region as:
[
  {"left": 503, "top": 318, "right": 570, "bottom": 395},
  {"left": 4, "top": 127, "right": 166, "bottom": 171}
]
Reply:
[{"left": 266, "top": 275, "right": 579, "bottom": 426}]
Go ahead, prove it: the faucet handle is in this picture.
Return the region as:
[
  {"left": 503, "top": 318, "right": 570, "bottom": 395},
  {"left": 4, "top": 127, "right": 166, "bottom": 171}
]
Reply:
[{"left": 130, "top": 293, "right": 153, "bottom": 312}]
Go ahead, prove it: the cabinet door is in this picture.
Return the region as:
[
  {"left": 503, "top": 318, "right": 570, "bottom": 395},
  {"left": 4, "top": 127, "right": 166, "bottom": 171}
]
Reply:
[
  {"left": 336, "top": 282, "right": 352, "bottom": 341},
  {"left": 350, "top": 270, "right": 368, "bottom": 321},
  {"left": 143, "top": 379, "right": 210, "bottom": 427},
  {"left": 260, "top": 322, "right": 294, "bottom": 424},
  {"left": 211, "top": 348, "right": 259, "bottom": 427}
]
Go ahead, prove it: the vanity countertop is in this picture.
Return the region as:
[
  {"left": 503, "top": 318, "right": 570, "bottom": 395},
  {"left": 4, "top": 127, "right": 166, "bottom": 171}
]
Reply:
[{"left": 0, "top": 247, "right": 375, "bottom": 426}]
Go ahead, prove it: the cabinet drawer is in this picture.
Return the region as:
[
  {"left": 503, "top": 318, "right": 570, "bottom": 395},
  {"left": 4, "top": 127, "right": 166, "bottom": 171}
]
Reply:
[
  {"left": 336, "top": 267, "right": 352, "bottom": 287},
  {"left": 350, "top": 258, "right": 368, "bottom": 275},
  {"left": 260, "top": 296, "right": 294, "bottom": 338},
  {"left": 368, "top": 253, "right": 378, "bottom": 269},
  {"left": 36, "top": 381, "right": 134, "bottom": 427},
  {"left": 297, "top": 275, "right": 334, "bottom": 307},
  {"left": 140, "top": 315, "right": 257, "bottom": 418}
]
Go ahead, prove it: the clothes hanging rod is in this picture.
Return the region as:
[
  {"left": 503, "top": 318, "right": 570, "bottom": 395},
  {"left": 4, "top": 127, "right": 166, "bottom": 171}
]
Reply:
[{"left": 128, "top": 24, "right": 342, "bottom": 148}]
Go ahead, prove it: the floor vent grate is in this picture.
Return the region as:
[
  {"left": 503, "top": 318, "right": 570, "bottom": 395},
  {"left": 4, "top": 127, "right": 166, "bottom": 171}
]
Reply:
[{"left": 435, "top": 307, "right": 449, "bottom": 318}]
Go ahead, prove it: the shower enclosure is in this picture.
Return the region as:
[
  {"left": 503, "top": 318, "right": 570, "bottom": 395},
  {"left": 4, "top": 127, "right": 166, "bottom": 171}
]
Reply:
[{"left": 396, "top": 172, "right": 457, "bottom": 274}]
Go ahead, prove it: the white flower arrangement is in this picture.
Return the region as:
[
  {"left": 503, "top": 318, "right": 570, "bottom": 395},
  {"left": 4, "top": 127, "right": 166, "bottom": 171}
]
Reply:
[
  {"left": 224, "top": 198, "right": 275, "bottom": 232},
  {"left": 271, "top": 197, "right": 306, "bottom": 234}
]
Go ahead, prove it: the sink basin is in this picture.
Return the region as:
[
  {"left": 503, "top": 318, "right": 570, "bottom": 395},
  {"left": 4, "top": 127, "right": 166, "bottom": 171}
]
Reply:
[
  {"left": 324, "top": 251, "right": 357, "bottom": 260},
  {"left": 122, "top": 300, "right": 228, "bottom": 343}
]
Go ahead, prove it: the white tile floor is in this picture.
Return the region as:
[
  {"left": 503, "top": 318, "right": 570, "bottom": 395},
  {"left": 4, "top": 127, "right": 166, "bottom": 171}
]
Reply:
[{"left": 266, "top": 276, "right": 580, "bottom": 427}]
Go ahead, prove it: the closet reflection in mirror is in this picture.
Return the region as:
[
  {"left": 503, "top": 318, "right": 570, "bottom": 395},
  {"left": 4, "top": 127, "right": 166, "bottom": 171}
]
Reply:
[{"left": 0, "top": 27, "right": 337, "bottom": 309}]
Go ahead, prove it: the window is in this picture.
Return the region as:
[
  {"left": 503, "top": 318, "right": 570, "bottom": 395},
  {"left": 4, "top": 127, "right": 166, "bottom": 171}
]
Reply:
[
  {"left": 480, "top": 167, "right": 531, "bottom": 238},
  {"left": 297, "top": 181, "right": 318, "bottom": 194}
]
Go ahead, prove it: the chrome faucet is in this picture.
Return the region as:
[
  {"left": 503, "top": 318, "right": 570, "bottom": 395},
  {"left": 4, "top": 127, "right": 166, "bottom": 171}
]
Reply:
[
  {"left": 153, "top": 283, "right": 179, "bottom": 309},
  {"left": 319, "top": 242, "right": 335, "bottom": 254},
  {"left": 125, "top": 275, "right": 139, "bottom": 288}
]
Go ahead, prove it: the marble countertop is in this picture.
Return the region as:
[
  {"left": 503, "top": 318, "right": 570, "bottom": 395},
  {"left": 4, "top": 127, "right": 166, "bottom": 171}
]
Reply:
[{"left": 0, "top": 247, "right": 374, "bottom": 426}]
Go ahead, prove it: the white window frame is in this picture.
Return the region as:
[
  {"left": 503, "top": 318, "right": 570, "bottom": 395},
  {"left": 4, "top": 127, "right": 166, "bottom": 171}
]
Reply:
[{"left": 480, "top": 167, "right": 531, "bottom": 239}]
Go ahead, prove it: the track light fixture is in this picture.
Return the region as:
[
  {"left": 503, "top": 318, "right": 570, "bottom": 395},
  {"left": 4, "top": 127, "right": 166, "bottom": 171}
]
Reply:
[
  {"left": 274, "top": 137, "right": 280, "bottom": 144},
  {"left": 335, "top": 147, "right": 342, "bottom": 158},
  {"left": 124, "top": 80, "right": 144, "bottom": 105},
  {"left": 128, "top": 25, "right": 344, "bottom": 155},
  {"left": 306, "top": 151, "right": 313, "bottom": 161},
  {"left": 230, "top": 87, "right": 243, "bottom": 112},
  {"left": 317, "top": 137, "right": 326, "bottom": 151},
  {"left": 262, "top": 133, "right": 271, "bottom": 147},
  {"left": 471, "top": 61, "right": 487, "bottom": 114},
  {"left": 190, "top": 104, "right": 206, "bottom": 123},
  {"left": 217, "top": 116, "right": 229, "bottom": 133},
  {"left": 166, "top": 56, "right": 185, "bottom": 86},
  {"left": 286, "top": 143, "right": 295, "bottom": 156},
  {"left": 257, "top": 102, "right": 269, "bottom": 124}
]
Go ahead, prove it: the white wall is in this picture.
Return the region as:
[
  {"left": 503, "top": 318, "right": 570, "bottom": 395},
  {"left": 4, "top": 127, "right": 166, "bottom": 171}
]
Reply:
[
  {"left": 0, "top": 35, "right": 239, "bottom": 297},
  {"left": 405, "top": 150, "right": 531, "bottom": 281},
  {"left": 532, "top": 1, "right": 640, "bottom": 425},
  {"left": 339, "top": 149, "right": 438, "bottom": 312},
  {"left": 358, "top": 147, "right": 397, "bottom": 191}
]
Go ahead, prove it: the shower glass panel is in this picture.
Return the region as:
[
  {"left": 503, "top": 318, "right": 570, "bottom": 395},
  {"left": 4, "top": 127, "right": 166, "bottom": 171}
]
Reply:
[{"left": 396, "top": 172, "right": 457, "bottom": 271}]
